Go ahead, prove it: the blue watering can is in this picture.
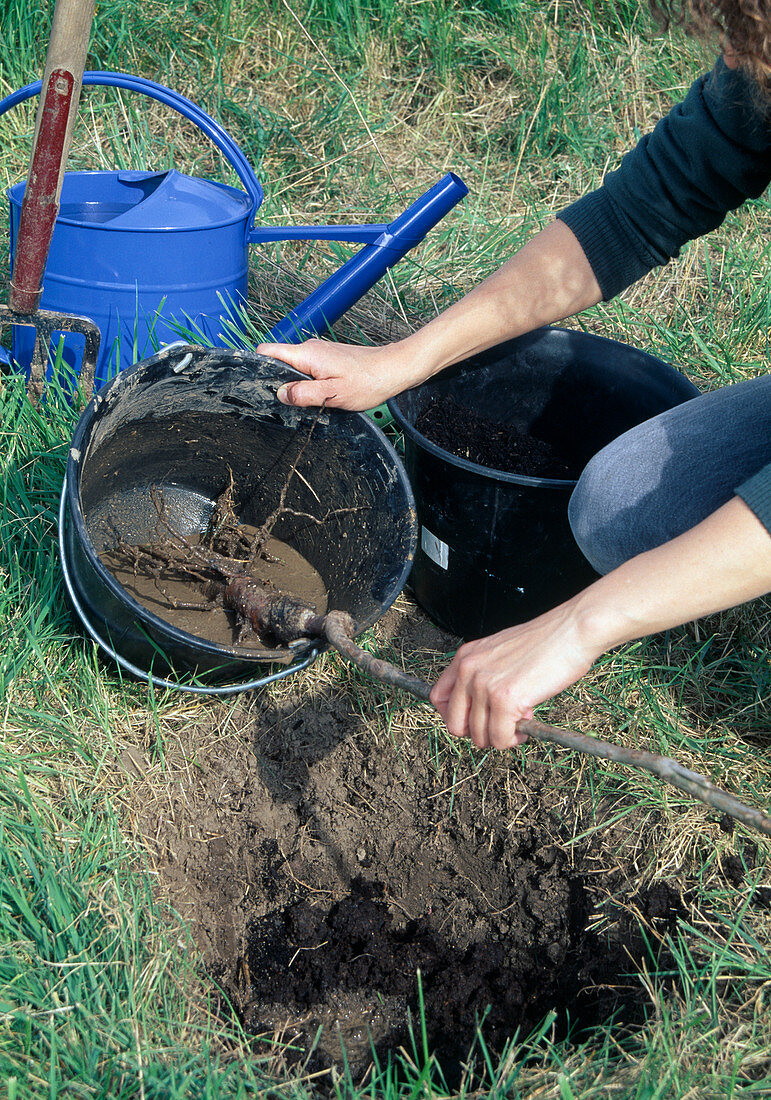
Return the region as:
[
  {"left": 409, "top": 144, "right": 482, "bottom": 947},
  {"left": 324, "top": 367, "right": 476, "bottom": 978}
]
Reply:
[{"left": 0, "top": 71, "right": 468, "bottom": 391}]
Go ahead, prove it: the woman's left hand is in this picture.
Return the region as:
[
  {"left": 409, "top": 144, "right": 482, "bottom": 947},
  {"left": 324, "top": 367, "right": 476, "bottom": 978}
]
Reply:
[{"left": 430, "top": 496, "right": 771, "bottom": 750}]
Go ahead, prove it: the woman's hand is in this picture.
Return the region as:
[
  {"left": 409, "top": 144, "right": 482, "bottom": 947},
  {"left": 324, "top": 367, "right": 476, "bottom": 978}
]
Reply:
[
  {"left": 430, "top": 497, "right": 771, "bottom": 751},
  {"left": 430, "top": 602, "right": 602, "bottom": 750},
  {"left": 256, "top": 221, "right": 603, "bottom": 411},
  {"left": 255, "top": 337, "right": 423, "bottom": 412}
]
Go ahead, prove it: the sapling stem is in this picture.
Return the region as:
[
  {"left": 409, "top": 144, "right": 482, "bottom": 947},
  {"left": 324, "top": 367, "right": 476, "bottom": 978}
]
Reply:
[
  {"left": 108, "top": 467, "right": 771, "bottom": 840},
  {"left": 321, "top": 611, "right": 771, "bottom": 839}
]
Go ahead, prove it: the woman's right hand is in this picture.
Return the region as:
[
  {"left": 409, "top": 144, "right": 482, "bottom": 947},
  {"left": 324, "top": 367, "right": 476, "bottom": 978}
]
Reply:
[
  {"left": 256, "top": 222, "right": 605, "bottom": 412},
  {"left": 430, "top": 602, "right": 602, "bottom": 750},
  {"left": 255, "top": 337, "right": 424, "bottom": 411}
]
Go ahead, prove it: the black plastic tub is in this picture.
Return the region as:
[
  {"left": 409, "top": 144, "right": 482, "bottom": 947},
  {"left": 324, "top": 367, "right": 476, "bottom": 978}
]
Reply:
[
  {"left": 60, "top": 344, "right": 417, "bottom": 692},
  {"left": 388, "top": 326, "right": 699, "bottom": 640}
]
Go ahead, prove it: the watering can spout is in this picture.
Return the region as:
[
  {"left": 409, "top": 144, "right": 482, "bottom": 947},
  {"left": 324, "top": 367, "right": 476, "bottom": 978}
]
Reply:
[{"left": 265, "top": 173, "right": 468, "bottom": 345}]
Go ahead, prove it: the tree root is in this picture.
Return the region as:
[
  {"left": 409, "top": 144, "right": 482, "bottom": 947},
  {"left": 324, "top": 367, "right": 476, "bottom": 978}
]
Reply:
[{"left": 104, "top": 459, "right": 771, "bottom": 838}]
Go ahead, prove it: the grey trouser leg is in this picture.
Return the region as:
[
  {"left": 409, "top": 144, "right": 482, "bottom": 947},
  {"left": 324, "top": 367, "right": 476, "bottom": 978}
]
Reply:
[{"left": 568, "top": 375, "right": 771, "bottom": 575}]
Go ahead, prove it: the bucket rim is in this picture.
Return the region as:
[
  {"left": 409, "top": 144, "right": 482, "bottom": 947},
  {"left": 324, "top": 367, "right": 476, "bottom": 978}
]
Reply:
[
  {"left": 63, "top": 344, "right": 417, "bottom": 675},
  {"left": 387, "top": 324, "right": 698, "bottom": 488}
]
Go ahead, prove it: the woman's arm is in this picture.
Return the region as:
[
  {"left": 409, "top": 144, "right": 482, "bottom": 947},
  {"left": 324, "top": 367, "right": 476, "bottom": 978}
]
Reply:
[
  {"left": 258, "top": 57, "right": 771, "bottom": 412},
  {"left": 430, "top": 496, "right": 771, "bottom": 749},
  {"left": 561, "top": 56, "right": 771, "bottom": 301},
  {"left": 256, "top": 220, "right": 602, "bottom": 411}
]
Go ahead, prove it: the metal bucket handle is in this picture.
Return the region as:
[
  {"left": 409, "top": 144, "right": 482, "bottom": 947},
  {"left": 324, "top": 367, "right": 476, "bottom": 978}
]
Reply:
[{"left": 0, "top": 70, "right": 265, "bottom": 230}]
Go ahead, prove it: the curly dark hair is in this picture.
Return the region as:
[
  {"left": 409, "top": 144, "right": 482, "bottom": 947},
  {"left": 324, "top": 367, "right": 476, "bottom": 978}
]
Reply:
[{"left": 651, "top": 0, "right": 771, "bottom": 83}]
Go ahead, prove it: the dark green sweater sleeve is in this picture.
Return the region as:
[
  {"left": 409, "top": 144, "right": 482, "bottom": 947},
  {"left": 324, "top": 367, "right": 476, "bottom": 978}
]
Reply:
[
  {"left": 558, "top": 57, "right": 771, "bottom": 299},
  {"left": 736, "top": 463, "right": 771, "bottom": 535}
]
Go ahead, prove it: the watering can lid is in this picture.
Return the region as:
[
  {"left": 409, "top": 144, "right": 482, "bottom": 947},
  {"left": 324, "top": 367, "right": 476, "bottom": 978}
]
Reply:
[
  {"left": 102, "top": 169, "right": 251, "bottom": 229},
  {"left": 37, "top": 169, "right": 252, "bottom": 230}
]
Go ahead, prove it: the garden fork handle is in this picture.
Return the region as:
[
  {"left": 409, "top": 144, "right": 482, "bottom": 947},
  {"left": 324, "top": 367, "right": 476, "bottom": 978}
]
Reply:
[{"left": 10, "top": 0, "right": 95, "bottom": 314}]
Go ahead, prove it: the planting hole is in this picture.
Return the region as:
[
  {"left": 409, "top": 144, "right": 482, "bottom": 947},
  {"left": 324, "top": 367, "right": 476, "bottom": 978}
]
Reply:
[{"left": 136, "top": 606, "right": 684, "bottom": 1084}]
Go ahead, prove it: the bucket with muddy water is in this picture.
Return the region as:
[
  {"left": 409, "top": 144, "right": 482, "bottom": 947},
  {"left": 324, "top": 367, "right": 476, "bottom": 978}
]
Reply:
[
  {"left": 59, "top": 344, "right": 417, "bottom": 692},
  {"left": 389, "top": 326, "right": 700, "bottom": 639}
]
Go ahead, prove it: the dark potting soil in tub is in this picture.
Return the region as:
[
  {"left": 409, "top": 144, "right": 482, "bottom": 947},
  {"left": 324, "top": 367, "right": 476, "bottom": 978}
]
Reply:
[
  {"left": 416, "top": 395, "right": 577, "bottom": 478},
  {"left": 100, "top": 529, "right": 327, "bottom": 651}
]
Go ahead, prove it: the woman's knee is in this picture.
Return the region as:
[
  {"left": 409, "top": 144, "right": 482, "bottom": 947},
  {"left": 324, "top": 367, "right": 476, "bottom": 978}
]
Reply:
[
  {"left": 568, "top": 452, "right": 632, "bottom": 575},
  {"left": 568, "top": 377, "right": 771, "bottom": 577},
  {"left": 567, "top": 423, "right": 671, "bottom": 573}
]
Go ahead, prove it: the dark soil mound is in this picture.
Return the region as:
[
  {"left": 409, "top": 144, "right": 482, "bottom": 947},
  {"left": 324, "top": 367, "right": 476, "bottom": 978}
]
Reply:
[
  {"left": 136, "top": 606, "right": 683, "bottom": 1086},
  {"left": 415, "top": 395, "right": 576, "bottom": 478}
]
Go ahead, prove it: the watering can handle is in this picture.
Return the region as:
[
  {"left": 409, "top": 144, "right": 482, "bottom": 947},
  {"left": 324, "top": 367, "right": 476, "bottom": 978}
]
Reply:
[
  {"left": 0, "top": 71, "right": 469, "bottom": 255},
  {"left": 0, "top": 70, "right": 265, "bottom": 222},
  {"left": 0, "top": 71, "right": 470, "bottom": 345}
]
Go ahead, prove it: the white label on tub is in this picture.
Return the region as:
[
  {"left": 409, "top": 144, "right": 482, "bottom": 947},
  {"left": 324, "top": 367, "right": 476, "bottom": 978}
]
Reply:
[{"left": 421, "top": 526, "right": 449, "bottom": 570}]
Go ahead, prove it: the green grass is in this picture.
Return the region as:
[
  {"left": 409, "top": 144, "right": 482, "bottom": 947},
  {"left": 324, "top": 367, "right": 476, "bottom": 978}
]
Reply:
[
  {"left": 0, "top": 765, "right": 302, "bottom": 1097},
  {"left": 1, "top": 0, "right": 770, "bottom": 1095}
]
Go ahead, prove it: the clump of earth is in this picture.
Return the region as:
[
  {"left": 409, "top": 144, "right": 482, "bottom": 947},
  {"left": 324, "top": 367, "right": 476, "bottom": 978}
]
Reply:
[{"left": 132, "top": 601, "right": 687, "bottom": 1086}]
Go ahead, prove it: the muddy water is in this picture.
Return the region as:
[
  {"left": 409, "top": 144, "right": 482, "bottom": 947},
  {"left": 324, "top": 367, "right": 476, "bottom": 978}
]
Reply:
[{"left": 100, "top": 531, "right": 328, "bottom": 651}]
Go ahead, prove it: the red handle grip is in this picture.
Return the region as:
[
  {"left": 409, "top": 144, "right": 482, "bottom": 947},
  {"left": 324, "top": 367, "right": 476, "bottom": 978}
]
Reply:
[{"left": 9, "top": 69, "right": 74, "bottom": 314}]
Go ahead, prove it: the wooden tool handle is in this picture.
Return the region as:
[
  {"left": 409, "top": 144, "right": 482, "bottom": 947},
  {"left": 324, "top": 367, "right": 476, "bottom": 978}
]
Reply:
[{"left": 9, "top": 0, "right": 95, "bottom": 314}]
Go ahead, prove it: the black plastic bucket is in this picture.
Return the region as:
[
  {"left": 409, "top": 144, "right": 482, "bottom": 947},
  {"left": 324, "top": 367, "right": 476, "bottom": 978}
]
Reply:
[
  {"left": 388, "top": 326, "right": 699, "bottom": 639},
  {"left": 60, "top": 344, "right": 417, "bottom": 692}
]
